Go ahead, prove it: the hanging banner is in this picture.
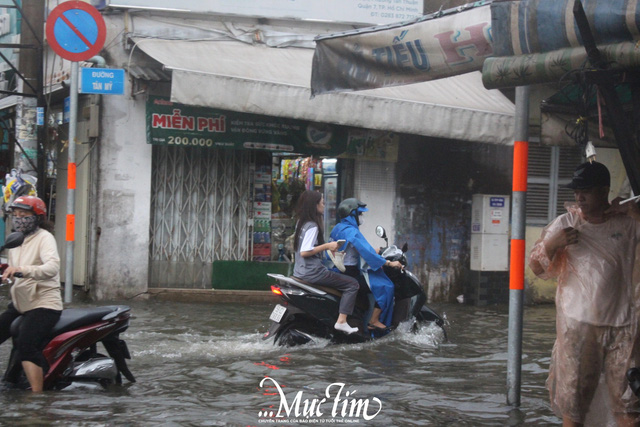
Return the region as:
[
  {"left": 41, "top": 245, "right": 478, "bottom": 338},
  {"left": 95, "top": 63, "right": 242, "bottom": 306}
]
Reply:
[
  {"left": 310, "top": 1, "right": 492, "bottom": 95},
  {"left": 146, "top": 97, "right": 348, "bottom": 156}
]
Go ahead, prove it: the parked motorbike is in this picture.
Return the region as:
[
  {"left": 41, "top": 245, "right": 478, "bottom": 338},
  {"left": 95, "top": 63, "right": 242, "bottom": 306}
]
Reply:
[
  {"left": 0, "top": 231, "right": 135, "bottom": 390},
  {"left": 263, "top": 225, "right": 445, "bottom": 346}
]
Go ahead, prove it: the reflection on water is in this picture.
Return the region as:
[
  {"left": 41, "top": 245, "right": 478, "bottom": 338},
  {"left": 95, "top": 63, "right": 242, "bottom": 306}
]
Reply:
[{"left": 0, "top": 297, "right": 562, "bottom": 426}]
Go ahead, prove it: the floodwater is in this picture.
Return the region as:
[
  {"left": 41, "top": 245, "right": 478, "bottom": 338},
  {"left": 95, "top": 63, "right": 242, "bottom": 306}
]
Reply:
[{"left": 0, "top": 294, "right": 571, "bottom": 426}]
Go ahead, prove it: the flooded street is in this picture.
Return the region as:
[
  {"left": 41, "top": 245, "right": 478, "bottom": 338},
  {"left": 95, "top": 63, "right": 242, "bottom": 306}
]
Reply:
[{"left": 0, "top": 296, "right": 562, "bottom": 426}]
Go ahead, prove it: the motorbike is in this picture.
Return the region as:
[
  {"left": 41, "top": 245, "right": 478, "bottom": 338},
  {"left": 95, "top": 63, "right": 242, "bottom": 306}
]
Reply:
[
  {"left": 262, "top": 225, "right": 445, "bottom": 346},
  {"left": 0, "top": 231, "right": 135, "bottom": 390}
]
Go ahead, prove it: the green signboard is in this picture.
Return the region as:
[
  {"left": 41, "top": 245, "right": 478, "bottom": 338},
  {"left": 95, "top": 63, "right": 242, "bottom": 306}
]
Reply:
[{"left": 146, "top": 96, "right": 347, "bottom": 156}]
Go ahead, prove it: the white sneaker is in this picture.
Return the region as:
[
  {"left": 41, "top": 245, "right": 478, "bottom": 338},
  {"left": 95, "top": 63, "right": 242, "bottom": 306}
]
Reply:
[
  {"left": 334, "top": 322, "right": 358, "bottom": 335},
  {"left": 327, "top": 250, "right": 346, "bottom": 272}
]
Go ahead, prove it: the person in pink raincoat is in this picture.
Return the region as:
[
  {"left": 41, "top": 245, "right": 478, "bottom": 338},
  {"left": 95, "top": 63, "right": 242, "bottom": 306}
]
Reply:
[{"left": 530, "top": 161, "right": 640, "bottom": 427}]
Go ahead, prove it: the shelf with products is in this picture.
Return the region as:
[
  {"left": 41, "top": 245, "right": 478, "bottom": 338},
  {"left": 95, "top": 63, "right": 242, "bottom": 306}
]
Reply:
[
  {"left": 252, "top": 153, "right": 339, "bottom": 262},
  {"left": 252, "top": 152, "right": 272, "bottom": 262}
]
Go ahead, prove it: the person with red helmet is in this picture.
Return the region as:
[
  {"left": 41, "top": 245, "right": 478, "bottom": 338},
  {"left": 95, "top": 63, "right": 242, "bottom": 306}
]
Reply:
[{"left": 0, "top": 195, "right": 62, "bottom": 392}]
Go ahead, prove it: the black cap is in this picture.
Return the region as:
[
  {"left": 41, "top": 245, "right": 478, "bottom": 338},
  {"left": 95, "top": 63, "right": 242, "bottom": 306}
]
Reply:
[{"left": 565, "top": 161, "right": 610, "bottom": 189}]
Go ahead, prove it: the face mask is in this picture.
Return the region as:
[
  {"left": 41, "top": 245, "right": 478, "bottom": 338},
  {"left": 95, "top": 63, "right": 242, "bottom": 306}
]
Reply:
[
  {"left": 358, "top": 214, "right": 365, "bottom": 226},
  {"left": 13, "top": 215, "right": 39, "bottom": 236}
]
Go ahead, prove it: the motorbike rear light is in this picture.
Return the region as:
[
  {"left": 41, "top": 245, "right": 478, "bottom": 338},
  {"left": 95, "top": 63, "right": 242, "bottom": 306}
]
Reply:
[
  {"left": 281, "top": 287, "right": 305, "bottom": 296},
  {"left": 271, "top": 285, "right": 305, "bottom": 296}
]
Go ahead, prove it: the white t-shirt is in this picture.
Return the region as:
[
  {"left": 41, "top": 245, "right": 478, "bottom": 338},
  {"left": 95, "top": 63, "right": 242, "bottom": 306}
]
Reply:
[{"left": 299, "top": 225, "right": 318, "bottom": 253}]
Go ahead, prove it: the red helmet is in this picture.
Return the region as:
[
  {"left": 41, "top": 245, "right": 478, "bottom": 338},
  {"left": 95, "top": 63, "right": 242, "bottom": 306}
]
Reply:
[{"left": 9, "top": 196, "right": 46, "bottom": 216}]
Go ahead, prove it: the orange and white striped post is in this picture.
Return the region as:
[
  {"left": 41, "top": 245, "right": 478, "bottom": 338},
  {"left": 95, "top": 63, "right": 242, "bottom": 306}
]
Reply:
[
  {"left": 510, "top": 140, "right": 527, "bottom": 293},
  {"left": 64, "top": 62, "right": 78, "bottom": 303},
  {"left": 507, "top": 85, "right": 530, "bottom": 407},
  {"left": 66, "top": 162, "right": 76, "bottom": 242}
]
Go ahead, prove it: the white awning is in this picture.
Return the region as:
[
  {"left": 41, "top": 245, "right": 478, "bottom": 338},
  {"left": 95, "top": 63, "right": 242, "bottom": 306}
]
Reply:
[{"left": 132, "top": 38, "right": 516, "bottom": 145}]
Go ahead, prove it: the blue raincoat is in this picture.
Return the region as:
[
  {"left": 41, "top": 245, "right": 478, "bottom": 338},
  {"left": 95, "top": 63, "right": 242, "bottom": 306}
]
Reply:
[{"left": 330, "top": 215, "right": 395, "bottom": 326}]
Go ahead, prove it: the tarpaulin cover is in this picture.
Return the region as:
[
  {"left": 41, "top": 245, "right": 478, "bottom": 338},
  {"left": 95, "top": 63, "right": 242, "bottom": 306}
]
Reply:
[
  {"left": 482, "top": 42, "right": 640, "bottom": 89},
  {"left": 484, "top": 0, "right": 640, "bottom": 89},
  {"left": 491, "top": 0, "right": 640, "bottom": 57},
  {"left": 133, "top": 37, "right": 516, "bottom": 145}
]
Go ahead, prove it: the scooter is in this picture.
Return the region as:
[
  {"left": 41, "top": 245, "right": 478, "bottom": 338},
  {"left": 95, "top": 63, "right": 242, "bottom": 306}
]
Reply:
[
  {"left": 263, "top": 226, "right": 445, "bottom": 347},
  {"left": 0, "top": 232, "right": 135, "bottom": 390}
]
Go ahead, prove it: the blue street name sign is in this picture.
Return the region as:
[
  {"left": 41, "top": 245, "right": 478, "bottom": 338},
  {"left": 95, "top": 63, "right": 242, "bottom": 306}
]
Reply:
[
  {"left": 64, "top": 96, "right": 70, "bottom": 123},
  {"left": 37, "top": 107, "right": 44, "bottom": 126},
  {"left": 79, "top": 67, "right": 125, "bottom": 95}
]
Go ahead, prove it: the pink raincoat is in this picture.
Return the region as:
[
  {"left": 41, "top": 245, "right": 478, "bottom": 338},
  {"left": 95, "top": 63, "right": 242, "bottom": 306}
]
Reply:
[{"left": 530, "top": 204, "right": 640, "bottom": 422}]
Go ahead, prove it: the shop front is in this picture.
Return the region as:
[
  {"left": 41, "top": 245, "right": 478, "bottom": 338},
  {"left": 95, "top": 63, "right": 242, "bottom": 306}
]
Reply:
[
  {"left": 146, "top": 96, "right": 355, "bottom": 289},
  {"left": 91, "top": 7, "right": 518, "bottom": 298}
]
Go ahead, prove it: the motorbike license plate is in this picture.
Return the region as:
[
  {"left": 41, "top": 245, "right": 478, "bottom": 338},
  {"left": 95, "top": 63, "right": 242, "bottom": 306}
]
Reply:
[{"left": 269, "top": 304, "right": 287, "bottom": 323}]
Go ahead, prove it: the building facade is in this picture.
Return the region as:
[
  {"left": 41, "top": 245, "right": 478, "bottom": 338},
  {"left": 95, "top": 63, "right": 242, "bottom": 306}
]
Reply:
[{"left": 3, "top": 1, "right": 536, "bottom": 303}]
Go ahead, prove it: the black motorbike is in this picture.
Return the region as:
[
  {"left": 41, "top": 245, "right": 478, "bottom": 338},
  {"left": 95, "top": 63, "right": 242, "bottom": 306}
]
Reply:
[{"left": 262, "top": 226, "right": 445, "bottom": 346}]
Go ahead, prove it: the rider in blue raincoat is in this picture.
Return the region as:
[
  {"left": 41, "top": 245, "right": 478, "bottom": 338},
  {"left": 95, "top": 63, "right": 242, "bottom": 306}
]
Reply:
[{"left": 330, "top": 199, "right": 403, "bottom": 330}]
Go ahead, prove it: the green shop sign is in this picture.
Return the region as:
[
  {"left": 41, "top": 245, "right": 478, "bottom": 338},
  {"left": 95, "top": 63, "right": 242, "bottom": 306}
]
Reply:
[{"left": 146, "top": 96, "right": 347, "bottom": 156}]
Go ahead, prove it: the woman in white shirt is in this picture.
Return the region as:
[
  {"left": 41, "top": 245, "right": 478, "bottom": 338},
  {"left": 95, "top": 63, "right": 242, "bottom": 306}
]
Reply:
[{"left": 292, "top": 190, "right": 359, "bottom": 335}]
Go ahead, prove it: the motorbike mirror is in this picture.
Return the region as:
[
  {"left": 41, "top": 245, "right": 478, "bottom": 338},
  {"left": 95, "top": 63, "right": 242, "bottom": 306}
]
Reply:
[
  {"left": 375, "top": 226, "right": 386, "bottom": 239},
  {"left": 402, "top": 243, "right": 409, "bottom": 253},
  {"left": 1, "top": 231, "right": 24, "bottom": 251}
]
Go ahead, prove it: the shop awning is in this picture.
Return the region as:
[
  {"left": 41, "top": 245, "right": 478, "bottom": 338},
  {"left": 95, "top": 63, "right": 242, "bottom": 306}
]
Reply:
[{"left": 132, "top": 38, "right": 516, "bottom": 146}]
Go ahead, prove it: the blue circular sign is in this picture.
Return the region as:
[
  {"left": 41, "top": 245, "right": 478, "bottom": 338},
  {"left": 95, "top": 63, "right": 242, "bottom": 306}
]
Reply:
[{"left": 46, "top": 2, "right": 106, "bottom": 61}]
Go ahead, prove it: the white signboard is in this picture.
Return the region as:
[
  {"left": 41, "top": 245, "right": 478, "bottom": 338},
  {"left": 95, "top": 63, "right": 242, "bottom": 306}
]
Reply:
[{"left": 106, "top": 0, "right": 424, "bottom": 25}]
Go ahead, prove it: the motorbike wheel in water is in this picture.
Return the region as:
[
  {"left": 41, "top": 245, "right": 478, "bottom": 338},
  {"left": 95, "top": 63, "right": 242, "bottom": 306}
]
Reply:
[
  {"left": 274, "top": 322, "right": 316, "bottom": 347},
  {"left": 274, "top": 323, "right": 315, "bottom": 347},
  {"left": 72, "top": 350, "right": 118, "bottom": 388},
  {"left": 413, "top": 306, "right": 447, "bottom": 339}
]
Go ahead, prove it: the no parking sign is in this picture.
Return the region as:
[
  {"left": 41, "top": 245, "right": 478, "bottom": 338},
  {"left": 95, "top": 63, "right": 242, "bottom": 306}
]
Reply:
[
  {"left": 45, "top": 2, "right": 108, "bottom": 304},
  {"left": 46, "top": 1, "right": 106, "bottom": 62}
]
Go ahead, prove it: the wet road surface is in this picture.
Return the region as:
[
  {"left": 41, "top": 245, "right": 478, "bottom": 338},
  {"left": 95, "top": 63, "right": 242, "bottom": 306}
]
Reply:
[{"left": 0, "top": 296, "right": 572, "bottom": 426}]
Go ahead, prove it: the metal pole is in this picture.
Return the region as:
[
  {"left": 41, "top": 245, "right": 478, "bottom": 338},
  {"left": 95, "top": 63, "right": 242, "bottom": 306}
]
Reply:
[
  {"left": 65, "top": 62, "right": 78, "bottom": 303},
  {"left": 507, "top": 85, "right": 530, "bottom": 406}
]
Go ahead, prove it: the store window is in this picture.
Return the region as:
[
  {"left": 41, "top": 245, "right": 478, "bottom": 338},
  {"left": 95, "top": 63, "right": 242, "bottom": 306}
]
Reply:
[{"left": 252, "top": 153, "right": 340, "bottom": 262}]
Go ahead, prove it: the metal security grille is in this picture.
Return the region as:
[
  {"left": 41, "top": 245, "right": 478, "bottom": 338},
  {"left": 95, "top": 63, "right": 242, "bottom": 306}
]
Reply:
[
  {"left": 149, "top": 145, "right": 251, "bottom": 288},
  {"left": 354, "top": 159, "right": 396, "bottom": 241},
  {"left": 527, "top": 144, "right": 582, "bottom": 225},
  {"left": 355, "top": 159, "right": 396, "bottom": 193}
]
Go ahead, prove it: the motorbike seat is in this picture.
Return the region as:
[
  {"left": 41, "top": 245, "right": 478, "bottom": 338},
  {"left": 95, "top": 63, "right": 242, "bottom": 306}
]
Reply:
[
  {"left": 10, "top": 305, "right": 130, "bottom": 338},
  {"left": 271, "top": 274, "right": 367, "bottom": 309},
  {"left": 290, "top": 276, "right": 343, "bottom": 298}
]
